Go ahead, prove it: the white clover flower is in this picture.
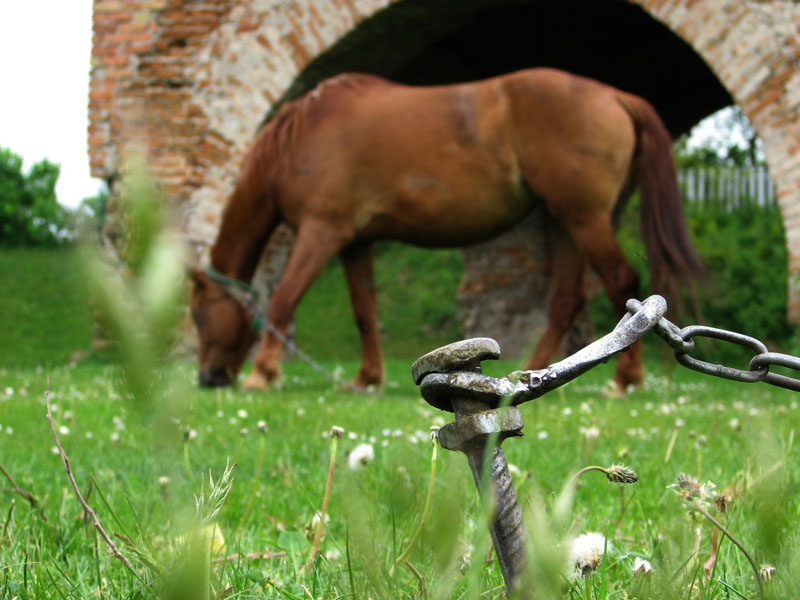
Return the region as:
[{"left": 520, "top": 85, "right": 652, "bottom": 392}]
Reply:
[
  {"left": 58, "top": 425, "right": 70, "bottom": 436},
  {"left": 633, "top": 557, "right": 652, "bottom": 576},
  {"left": 51, "top": 446, "right": 60, "bottom": 455},
  {"left": 348, "top": 443, "right": 375, "bottom": 470},
  {"left": 674, "top": 418, "right": 685, "bottom": 428},
  {"left": 562, "top": 407, "right": 573, "bottom": 416},
  {"left": 311, "top": 511, "right": 330, "bottom": 528},
  {"left": 571, "top": 532, "right": 610, "bottom": 576},
  {"left": 582, "top": 426, "right": 600, "bottom": 441},
  {"left": 537, "top": 431, "right": 548, "bottom": 440},
  {"left": 324, "top": 548, "right": 341, "bottom": 561}
]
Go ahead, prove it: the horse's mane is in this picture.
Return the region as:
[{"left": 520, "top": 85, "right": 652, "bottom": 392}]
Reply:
[{"left": 247, "top": 73, "right": 386, "bottom": 180}]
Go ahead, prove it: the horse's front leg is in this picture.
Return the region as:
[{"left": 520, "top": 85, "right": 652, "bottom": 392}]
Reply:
[
  {"left": 526, "top": 228, "right": 588, "bottom": 371},
  {"left": 242, "top": 223, "right": 347, "bottom": 391},
  {"left": 341, "top": 243, "right": 384, "bottom": 390}
]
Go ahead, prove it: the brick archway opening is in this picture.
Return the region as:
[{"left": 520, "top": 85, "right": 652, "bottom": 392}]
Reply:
[{"left": 272, "top": 0, "right": 732, "bottom": 136}]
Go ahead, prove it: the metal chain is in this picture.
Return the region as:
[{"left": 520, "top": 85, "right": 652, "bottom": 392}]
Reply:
[{"left": 625, "top": 298, "right": 800, "bottom": 392}]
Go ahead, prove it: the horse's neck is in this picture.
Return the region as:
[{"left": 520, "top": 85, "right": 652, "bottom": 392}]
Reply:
[{"left": 210, "top": 182, "right": 272, "bottom": 283}]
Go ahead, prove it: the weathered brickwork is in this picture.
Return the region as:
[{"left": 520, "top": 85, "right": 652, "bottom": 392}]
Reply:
[{"left": 90, "top": 0, "right": 800, "bottom": 340}]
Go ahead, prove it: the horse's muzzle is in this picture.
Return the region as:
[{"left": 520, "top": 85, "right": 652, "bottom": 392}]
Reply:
[{"left": 199, "top": 368, "right": 232, "bottom": 388}]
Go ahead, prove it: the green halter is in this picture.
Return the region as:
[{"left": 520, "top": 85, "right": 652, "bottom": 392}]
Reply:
[{"left": 201, "top": 265, "right": 266, "bottom": 332}]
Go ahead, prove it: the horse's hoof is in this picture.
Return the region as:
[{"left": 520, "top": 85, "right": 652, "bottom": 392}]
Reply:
[
  {"left": 241, "top": 370, "right": 273, "bottom": 392},
  {"left": 347, "top": 372, "right": 384, "bottom": 393}
]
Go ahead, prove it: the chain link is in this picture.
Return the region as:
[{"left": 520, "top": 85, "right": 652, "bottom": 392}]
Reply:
[{"left": 625, "top": 298, "right": 800, "bottom": 393}]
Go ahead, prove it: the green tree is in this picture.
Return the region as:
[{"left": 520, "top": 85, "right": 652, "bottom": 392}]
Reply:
[{"left": 0, "top": 147, "right": 67, "bottom": 246}]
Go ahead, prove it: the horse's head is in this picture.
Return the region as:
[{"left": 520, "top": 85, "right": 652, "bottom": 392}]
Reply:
[{"left": 189, "top": 268, "right": 259, "bottom": 387}]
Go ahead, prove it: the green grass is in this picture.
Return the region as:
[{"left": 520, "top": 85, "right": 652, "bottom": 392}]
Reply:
[
  {"left": 2, "top": 356, "right": 800, "bottom": 599},
  {"left": 0, "top": 247, "right": 93, "bottom": 367},
  {"left": 3, "top": 240, "right": 800, "bottom": 598}
]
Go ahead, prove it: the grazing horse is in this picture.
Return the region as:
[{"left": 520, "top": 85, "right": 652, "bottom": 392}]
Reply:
[{"left": 189, "top": 68, "right": 704, "bottom": 392}]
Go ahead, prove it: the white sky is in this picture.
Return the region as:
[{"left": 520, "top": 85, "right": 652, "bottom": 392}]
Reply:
[
  {"left": 0, "top": 1, "right": 747, "bottom": 211},
  {"left": 0, "top": 0, "right": 101, "bottom": 209}
]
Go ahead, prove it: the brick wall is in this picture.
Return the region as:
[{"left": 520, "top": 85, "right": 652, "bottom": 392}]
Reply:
[{"left": 89, "top": 0, "right": 800, "bottom": 343}]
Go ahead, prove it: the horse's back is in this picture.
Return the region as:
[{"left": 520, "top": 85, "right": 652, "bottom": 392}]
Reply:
[{"left": 269, "top": 69, "right": 637, "bottom": 245}]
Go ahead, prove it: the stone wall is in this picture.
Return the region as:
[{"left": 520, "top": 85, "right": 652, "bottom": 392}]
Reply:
[{"left": 89, "top": 0, "right": 800, "bottom": 355}]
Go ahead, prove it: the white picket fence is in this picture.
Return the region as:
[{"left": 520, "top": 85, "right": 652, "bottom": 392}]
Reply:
[{"left": 678, "top": 166, "right": 776, "bottom": 207}]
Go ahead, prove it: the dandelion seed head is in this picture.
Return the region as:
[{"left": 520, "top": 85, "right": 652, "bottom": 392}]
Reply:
[
  {"left": 348, "top": 443, "right": 374, "bottom": 470},
  {"left": 58, "top": 425, "right": 70, "bottom": 436},
  {"left": 257, "top": 420, "right": 267, "bottom": 433},
  {"left": 571, "top": 532, "right": 610, "bottom": 576},
  {"left": 330, "top": 426, "right": 344, "bottom": 439},
  {"left": 430, "top": 426, "right": 440, "bottom": 444},
  {"left": 759, "top": 564, "right": 776, "bottom": 581}
]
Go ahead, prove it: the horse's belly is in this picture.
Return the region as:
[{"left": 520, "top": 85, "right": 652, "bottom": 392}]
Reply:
[{"left": 366, "top": 179, "right": 538, "bottom": 248}]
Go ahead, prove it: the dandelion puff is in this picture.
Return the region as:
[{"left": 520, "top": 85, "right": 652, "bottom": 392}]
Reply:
[
  {"left": 257, "top": 420, "right": 267, "bottom": 433},
  {"left": 537, "top": 431, "right": 549, "bottom": 440},
  {"left": 571, "top": 532, "right": 610, "bottom": 576},
  {"left": 237, "top": 409, "right": 248, "bottom": 419},
  {"left": 58, "top": 425, "right": 70, "bottom": 436},
  {"left": 348, "top": 443, "right": 374, "bottom": 470}
]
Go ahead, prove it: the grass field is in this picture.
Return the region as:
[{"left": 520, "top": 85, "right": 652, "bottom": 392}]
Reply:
[
  {"left": 3, "top": 245, "right": 800, "bottom": 599},
  {"left": 1, "top": 354, "right": 799, "bottom": 599}
]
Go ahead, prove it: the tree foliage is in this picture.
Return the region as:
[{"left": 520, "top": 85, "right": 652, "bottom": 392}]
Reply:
[{"left": 0, "top": 147, "right": 68, "bottom": 246}]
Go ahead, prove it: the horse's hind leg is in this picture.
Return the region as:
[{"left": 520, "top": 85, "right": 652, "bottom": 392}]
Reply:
[
  {"left": 526, "top": 227, "right": 588, "bottom": 371},
  {"left": 243, "top": 222, "right": 349, "bottom": 391},
  {"left": 341, "top": 243, "right": 384, "bottom": 389}
]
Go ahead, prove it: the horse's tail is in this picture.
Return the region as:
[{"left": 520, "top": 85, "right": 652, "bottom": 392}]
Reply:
[{"left": 619, "top": 93, "right": 706, "bottom": 302}]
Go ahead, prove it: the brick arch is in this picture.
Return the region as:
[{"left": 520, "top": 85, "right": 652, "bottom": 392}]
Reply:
[{"left": 90, "top": 0, "right": 800, "bottom": 325}]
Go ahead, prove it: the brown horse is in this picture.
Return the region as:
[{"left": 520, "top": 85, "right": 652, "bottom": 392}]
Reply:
[{"left": 189, "top": 68, "right": 704, "bottom": 391}]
